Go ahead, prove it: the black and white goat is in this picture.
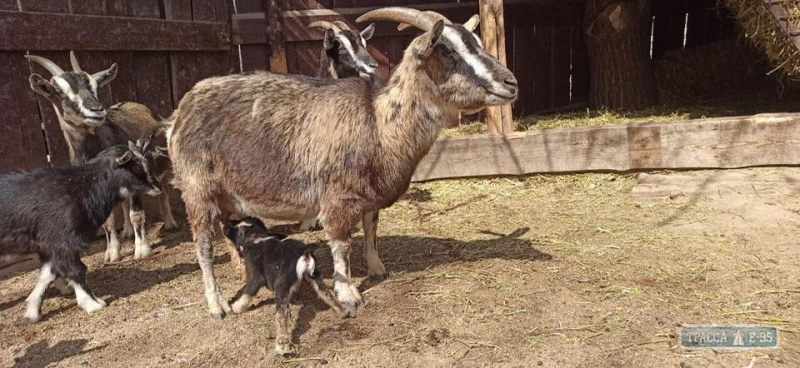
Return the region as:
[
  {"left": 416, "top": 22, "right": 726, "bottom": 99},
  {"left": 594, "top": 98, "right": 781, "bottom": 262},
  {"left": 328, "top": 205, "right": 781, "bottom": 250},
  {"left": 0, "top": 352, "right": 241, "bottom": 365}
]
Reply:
[
  {"left": 224, "top": 217, "right": 344, "bottom": 355},
  {"left": 308, "top": 20, "right": 378, "bottom": 80},
  {"left": 26, "top": 52, "right": 178, "bottom": 263},
  {"left": 0, "top": 133, "right": 163, "bottom": 322}
]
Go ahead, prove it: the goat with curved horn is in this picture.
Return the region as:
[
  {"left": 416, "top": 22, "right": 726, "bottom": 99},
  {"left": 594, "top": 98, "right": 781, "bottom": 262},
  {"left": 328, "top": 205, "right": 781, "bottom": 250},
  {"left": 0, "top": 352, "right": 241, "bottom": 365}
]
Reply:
[
  {"left": 397, "top": 11, "right": 454, "bottom": 31},
  {"left": 308, "top": 20, "right": 342, "bottom": 33},
  {"left": 24, "top": 55, "right": 65, "bottom": 76},
  {"left": 356, "top": 7, "right": 440, "bottom": 31},
  {"left": 70, "top": 51, "right": 82, "bottom": 72}
]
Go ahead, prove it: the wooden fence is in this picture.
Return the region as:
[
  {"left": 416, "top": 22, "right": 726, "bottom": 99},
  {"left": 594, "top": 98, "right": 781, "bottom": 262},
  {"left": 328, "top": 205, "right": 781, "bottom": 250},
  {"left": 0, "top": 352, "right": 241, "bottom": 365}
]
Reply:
[{"left": 0, "top": 0, "right": 741, "bottom": 174}]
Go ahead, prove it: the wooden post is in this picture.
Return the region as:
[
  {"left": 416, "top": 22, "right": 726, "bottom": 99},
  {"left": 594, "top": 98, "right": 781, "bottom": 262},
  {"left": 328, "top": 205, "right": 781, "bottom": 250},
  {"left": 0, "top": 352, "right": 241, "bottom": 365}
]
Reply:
[
  {"left": 266, "top": 0, "right": 288, "bottom": 73},
  {"left": 479, "top": 0, "right": 513, "bottom": 134}
]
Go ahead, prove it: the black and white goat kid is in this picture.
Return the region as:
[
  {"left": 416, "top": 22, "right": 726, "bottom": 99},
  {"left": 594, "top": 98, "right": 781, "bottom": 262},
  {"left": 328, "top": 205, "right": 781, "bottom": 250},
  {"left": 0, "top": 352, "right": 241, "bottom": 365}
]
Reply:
[
  {"left": 224, "top": 217, "right": 344, "bottom": 355},
  {"left": 0, "top": 133, "right": 163, "bottom": 322}
]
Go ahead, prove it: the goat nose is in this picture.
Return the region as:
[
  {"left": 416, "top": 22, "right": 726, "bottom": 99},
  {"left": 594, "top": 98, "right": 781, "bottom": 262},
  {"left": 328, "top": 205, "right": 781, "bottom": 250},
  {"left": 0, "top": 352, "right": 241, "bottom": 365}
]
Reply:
[
  {"left": 503, "top": 77, "right": 518, "bottom": 87},
  {"left": 368, "top": 61, "right": 378, "bottom": 69}
]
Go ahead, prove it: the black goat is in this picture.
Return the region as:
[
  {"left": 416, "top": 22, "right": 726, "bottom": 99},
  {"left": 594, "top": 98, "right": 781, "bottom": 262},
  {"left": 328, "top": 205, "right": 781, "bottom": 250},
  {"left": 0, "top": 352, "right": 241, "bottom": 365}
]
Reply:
[
  {"left": 223, "top": 217, "right": 344, "bottom": 355},
  {"left": 0, "top": 133, "right": 163, "bottom": 322}
]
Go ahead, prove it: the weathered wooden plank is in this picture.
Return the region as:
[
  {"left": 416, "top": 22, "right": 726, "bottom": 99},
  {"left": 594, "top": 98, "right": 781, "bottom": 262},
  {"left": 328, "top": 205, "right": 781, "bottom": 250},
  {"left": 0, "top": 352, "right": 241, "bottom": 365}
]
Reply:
[
  {"left": 0, "top": 52, "right": 49, "bottom": 172},
  {"left": 532, "top": 25, "right": 552, "bottom": 112},
  {"left": 17, "top": 0, "right": 68, "bottom": 12},
  {"left": 551, "top": 26, "right": 571, "bottom": 109},
  {"left": 0, "top": 10, "right": 229, "bottom": 51},
  {"left": 570, "top": 25, "right": 589, "bottom": 105},
  {"left": 511, "top": 24, "right": 534, "bottom": 118},
  {"left": 411, "top": 114, "right": 800, "bottom": 182},
  {"left": 0, "top": 0, "right": 15, "bottom": 11}
]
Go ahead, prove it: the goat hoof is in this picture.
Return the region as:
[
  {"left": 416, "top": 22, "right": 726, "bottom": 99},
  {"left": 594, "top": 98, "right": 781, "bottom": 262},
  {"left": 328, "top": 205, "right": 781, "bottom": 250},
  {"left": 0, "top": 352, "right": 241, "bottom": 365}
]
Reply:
[
  {"left": 163, "top": 219, "right": 179, "bottom": 231},
  {"left": 23, "top": 311, "right": 41, "bottom": 324},
  {"left": 104, "top": 252, "right": 121, "bottom": 263},
  {"left": 275, "top": 339, "right": 293, "bottom": 356},
  {"left": 341, "top": 301, "right": 358, "bottom": 318},
  {"left": 210, "top": 312, "right": 225, "bottom": 320}
]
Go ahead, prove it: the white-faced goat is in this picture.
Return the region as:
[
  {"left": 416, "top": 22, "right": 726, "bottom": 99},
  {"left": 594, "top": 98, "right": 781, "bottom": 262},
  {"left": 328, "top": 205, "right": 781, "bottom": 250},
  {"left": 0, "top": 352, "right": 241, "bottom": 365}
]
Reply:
[
  {"left": 168, "top": 7, "right": 517, "bottom": 319},
  {"left": 309, "top": 20, "right": 378, "bottom": 80},
  {"left": 292, "top": 20, "right": 379, "bottom": 233},
  {"left": 0, "top": 135, "right": 163, "bottom": 322},
  {"left": 223, "top": 217, "right": 344, "bottom": 355},
  {"left": 26, "top": 52, "right": 178, "bottom": 263}
]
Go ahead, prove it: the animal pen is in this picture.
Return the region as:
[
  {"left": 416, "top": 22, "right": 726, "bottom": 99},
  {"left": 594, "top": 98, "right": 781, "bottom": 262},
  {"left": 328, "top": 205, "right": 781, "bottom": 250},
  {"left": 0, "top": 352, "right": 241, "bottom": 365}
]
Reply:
[{"left": 1, "top": 0, "right": 800, "bottom": 366}]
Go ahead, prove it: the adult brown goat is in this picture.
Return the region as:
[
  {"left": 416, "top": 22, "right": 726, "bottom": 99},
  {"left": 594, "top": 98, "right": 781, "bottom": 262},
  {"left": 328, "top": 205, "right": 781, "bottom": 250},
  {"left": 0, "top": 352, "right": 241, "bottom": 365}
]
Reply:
[{"left": 168, "top": 7, "right": 518, "bottom": 319}]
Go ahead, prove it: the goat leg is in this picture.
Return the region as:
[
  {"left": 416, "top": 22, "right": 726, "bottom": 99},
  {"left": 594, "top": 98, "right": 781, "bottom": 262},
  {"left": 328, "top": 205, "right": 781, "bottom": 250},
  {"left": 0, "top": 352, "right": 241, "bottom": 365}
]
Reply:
[
  {"left": 130, "top": 196, "right": 151, "bottom": 260},
  {"left": 231, "top": 272, "right": 262, "bottom": 314},
  {"left": 120, "top": 200, "right": 135, "bottom": 240},
  {"left": 158, "top": 191, "right": 179, "bottom": 231},
  {"left": 362, "top": 210, "right": 386, "bottom": 280},
  {"left": 308, "top": 275, "right": 345, "bottom": 317},
  {"left": 61, "top": 255, "right": 106, "bottom": 314},
  {"left": 103, "top": 212, "right": 122, "bottom": 263},
  {"left": 23, "top": 262, "right": 57, "bottom": 323}
]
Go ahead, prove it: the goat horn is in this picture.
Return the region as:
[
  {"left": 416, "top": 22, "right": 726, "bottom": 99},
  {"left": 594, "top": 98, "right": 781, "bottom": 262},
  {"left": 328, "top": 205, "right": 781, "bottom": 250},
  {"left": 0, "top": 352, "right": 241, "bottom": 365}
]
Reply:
[
  {"left": 332, "top": 21, "right": 351, "bottom": 31},
  {"left": 463, "top": 14, "right": 480, "bottom": 32},
  {"left": 357, "top": 7, "right": 443, "bottom": 31},
  {"left": 308, "top": 20, "right": 342, "bottom": 34},
  {"left": 397, "top": 11, "right": 451, "bottom": 31},
  {"left": 24, "top": 54, "right": 65, "bottom": 76},
  {"left": 69, "top": 51, "right": 82, "bottom": 72}
]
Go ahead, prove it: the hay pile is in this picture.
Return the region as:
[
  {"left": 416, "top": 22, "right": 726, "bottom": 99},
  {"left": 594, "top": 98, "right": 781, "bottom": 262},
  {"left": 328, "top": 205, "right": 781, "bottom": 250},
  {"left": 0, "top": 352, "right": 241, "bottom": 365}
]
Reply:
[{"left": 724, "top": 0, "right": 800, "bottom": 79}]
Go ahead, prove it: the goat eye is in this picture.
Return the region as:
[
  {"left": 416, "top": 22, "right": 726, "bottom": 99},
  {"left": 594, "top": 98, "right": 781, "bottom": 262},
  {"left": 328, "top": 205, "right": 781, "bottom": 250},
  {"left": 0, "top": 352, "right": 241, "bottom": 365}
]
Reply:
[{"left": 442, "top": 48, "right": 456, "bottom": 57}]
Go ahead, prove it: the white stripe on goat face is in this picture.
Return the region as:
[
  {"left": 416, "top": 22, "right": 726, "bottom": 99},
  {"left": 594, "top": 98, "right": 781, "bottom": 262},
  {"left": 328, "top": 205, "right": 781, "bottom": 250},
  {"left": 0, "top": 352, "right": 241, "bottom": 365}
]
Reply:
[
  {"left": 53, "top": 75, "right": 102, "bottom": 119},
  {"left": 336, "top": 34, "right": 376, "bottom": 75},
  {"left": 441, "top": 26, "right": 500, "bottom": 89}
]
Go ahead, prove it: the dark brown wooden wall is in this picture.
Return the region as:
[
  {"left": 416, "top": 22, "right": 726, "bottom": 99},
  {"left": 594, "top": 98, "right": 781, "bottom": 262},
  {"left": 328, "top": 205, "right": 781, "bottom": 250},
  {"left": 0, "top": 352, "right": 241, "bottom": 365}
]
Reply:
[
  {"left": 0, "top": 0, "right": 234, "bottom": 173},
  {"left": 0, "top": 0, "right": 741, "bottom": 174}
]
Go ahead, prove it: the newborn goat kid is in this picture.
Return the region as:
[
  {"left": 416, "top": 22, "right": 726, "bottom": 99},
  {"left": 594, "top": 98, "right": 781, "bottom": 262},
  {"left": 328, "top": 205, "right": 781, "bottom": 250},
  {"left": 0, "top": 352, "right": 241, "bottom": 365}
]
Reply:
[{"left": 224, "top": 217, "right": 344, "bottom": 355}]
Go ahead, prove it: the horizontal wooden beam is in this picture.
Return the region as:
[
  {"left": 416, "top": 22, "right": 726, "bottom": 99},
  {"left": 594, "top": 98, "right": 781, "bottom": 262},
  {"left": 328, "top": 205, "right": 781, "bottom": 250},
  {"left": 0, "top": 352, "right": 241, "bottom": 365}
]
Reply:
[
  {"left": 411, "top": 113, "right": 800, "bottom": 182},
  {"left": 0, "top": 10, "right": 230, "bottom": 51},
  {"left": 232, "top": 0, "right": 582, "bottom": 45}
]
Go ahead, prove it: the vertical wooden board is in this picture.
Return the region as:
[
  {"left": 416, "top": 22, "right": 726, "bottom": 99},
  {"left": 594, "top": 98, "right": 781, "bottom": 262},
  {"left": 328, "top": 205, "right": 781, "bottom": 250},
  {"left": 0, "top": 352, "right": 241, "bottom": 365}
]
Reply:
[
  {"left": 235, "top": 0, "right": 265, "bottom": 13},
  {"left": 511, "top": 25, "right": 534, "bottom": 118},
  {"left": 0, "top": 0, "right": 16, "bottom": 11},
  {"left": 533, "top": 25, "right": 553, "bottom": 112},
  {"left": 214, "top": 0, "right": 235, "bottom": 75},
  {"left": 0, "top": 52, "right": 49, "bottom": 172},
  {"left": 134, "top": 52, "right": 173, "bottom": 118},
  {"left": 652, "top": 11, "right": 686, "bottom": 58},
  {"left": 70, "top": 0, "right": 104, "bottom": 15},
  {"left": 27, "top": 51, "right": 72, "bottom": 166},
  {"left": 240, "top": 44, "right": 269, "bottom": 71},
  {"left": 110, "top": 51, "right": 139, "bottom": 103},
  {"left": 290, "top": 41, "right": 320, "bottom": 77},
  {"left": 285, "top": 42, "right": 299, "bottom": 74},
  {"left": 17, "top": 0, "right": 69, "bottom": 12},
  {"left": 550, "top": 26, "right": 571, "bottom": 109},
  {"left": 193, "top": 0, "right": 222, "bottom": 81},
  {"left": 128, "top": 0, "right": 161, "bottom": 18},
  {"left": 366, "top": 36, "right": 393, "bottom": 81},
  {"left": 570, "top": 25, "right": 589, "bottom": 105}
]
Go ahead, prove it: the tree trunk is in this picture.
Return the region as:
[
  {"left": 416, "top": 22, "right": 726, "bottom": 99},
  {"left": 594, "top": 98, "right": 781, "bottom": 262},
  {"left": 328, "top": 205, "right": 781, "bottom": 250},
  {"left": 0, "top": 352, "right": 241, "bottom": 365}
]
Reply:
[{"left": 584, "top": 0, "right": 657, "bottom": 110}]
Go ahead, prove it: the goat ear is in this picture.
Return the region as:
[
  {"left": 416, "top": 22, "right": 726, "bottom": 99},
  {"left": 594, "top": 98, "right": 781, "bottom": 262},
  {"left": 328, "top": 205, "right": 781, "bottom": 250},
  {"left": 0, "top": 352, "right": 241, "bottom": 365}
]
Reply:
[
  {"left": 323, "top": 29, "right": 337, "bottom": 51},
  {"left": 29, "top": 74, "right": 60, "bottom": 98},
  {"left": 92, "top": 63, "right": 118, "bottom": 88},
  {"left": 415, "top": 20, "right": 445, "bottom": 59},
  {"left": 115, "top": 151, "right": 133, "bottom": 166},
  {"left": 360, "top": 23, "right": 375, "bottom": 40}
]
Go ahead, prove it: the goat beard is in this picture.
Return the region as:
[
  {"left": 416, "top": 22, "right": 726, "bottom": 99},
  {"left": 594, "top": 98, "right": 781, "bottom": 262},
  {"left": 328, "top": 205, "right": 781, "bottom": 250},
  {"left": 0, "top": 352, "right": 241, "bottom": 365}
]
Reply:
[{"left": 462, "top": 107, "right": 485, "bottom": 115}]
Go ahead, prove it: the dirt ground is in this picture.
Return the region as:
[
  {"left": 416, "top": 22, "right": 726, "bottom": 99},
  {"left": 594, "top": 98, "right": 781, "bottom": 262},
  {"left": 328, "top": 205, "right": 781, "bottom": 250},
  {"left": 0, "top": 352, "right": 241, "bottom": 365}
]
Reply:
[{"left": 1, "top": 168, "right": 799, "bottom": 367}]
